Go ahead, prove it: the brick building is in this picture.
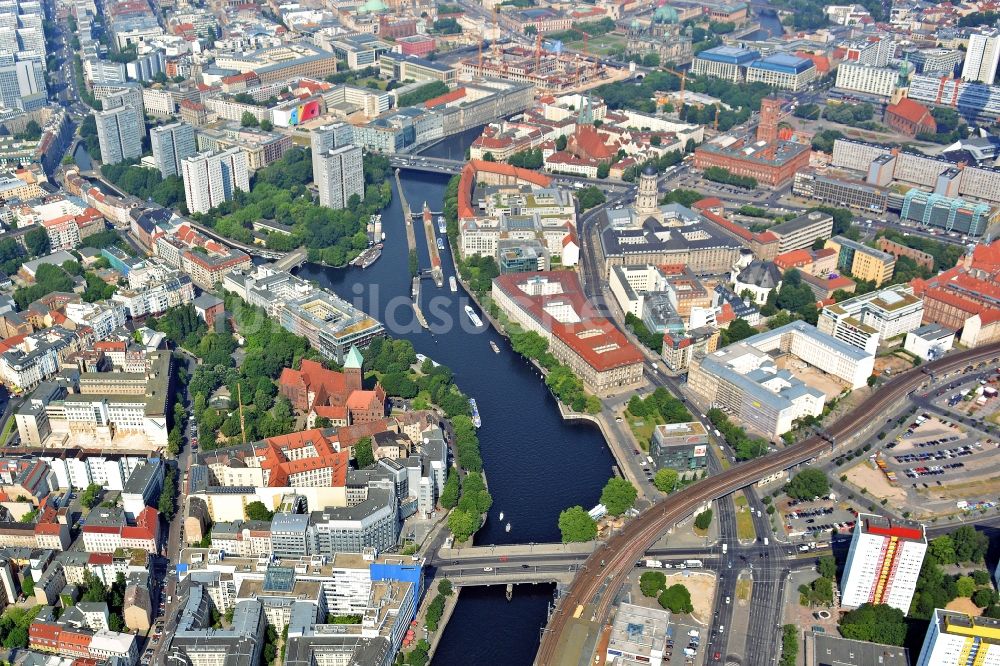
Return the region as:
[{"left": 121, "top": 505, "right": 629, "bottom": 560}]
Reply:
[
  {"left": 278, "top": 348, "right": 386, "bottom": 426},
  {"left": 693, "top": 97, "right": 811, "bottom": 187},
  {"left": 884, "top": 98, "right": 937, "bottom": 137}
]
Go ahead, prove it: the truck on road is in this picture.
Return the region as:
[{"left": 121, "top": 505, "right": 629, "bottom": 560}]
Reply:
[
  {"left": 645, "top": 559, "right": 663, "bottom": 568},
  {"left": 683, "top": 559, "right": 703, "bottom": 568}
]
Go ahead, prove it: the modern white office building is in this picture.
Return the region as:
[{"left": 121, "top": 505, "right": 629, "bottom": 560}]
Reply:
[
  {"left": 314, "top": 144, "right": 364, "bottom": 210},
  {"left": 310, "top": 122, "right": 354, "bottom": 183},
  {"left": 181, "top": 148, "right": 250, "bottom": 214},
  {"left": 95, "top": 106, "right": 144, "bottom": 165},
  {"left": 150, "top": 122, "right": 197, "bottom": 178},
  {"left": 962, "top": 30, "right": 1000, "bottom": 84},
  {"left": 840, "top": 514, "right": 927, "bottom": 613},
  {"left": 818, "top": 285, "right": 924, "bottom": 353},
  {"left": 916, "top": 610, "right": 1000, "bottom": 666}
]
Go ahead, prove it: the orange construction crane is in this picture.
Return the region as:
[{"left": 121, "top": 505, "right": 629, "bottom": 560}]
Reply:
[
  {"left": 714, "top": 102, "right": 720, "bottom": 131},
  {"left": 663, "top": 67, "right": 687, "bottom": 107}
]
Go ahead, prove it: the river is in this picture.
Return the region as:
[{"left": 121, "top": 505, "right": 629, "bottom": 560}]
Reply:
[
  {"left": 295, "top": 154, "right": 617, "bottom": 664},
  {"left": 745, "top": 8, "right": 785, "bottom": 40}
]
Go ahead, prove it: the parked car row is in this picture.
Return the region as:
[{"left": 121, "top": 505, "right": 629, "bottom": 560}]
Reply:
[
  {"left": 904, "top": 463, "right": 964, "bottom": 478},
  {"left": 895, "top": 445, "right": 973, "bottom": 463}
]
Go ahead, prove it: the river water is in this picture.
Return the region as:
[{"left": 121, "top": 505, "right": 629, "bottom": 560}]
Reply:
[
  {"left": 744, "top": 7, "right": 785, "bottom": 40},
  {"left": 296, "top": 163, "right": 616, "bottom": 664}
]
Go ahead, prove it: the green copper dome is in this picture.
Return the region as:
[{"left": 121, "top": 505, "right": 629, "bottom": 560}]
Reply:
[
  {"left": 358, "top": 0, "right": 387, "bottom": 14},
  {"left": 654, "top": 5, "right": 678, "bottom": 23}
]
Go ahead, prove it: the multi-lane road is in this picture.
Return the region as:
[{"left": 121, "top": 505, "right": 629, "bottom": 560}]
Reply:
[{"left": 535, "top": 342, "right": 1000, "bottom": 664}]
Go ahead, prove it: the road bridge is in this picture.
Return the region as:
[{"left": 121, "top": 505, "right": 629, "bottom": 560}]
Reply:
[
  {"left": 271, "top": 247, "right": 308, "bottom": 272},
  {"left": 534, "top": 342, "right": 1000, "bottom": 665}
]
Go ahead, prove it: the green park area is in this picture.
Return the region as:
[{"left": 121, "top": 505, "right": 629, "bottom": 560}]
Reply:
[
  {"left": 564, "top": 33, "right": 626, "bottom": 56},
  {"left": 734, "top": 493, "right": 757, "bottom": 542}
]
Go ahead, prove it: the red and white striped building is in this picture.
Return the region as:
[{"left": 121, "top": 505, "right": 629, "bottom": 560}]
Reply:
[{"left": 840, "top": 513, "right": 927, "bottom": 613}]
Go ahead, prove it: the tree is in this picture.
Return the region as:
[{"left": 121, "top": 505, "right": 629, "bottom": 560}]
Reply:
[
  {"left": 240, "top": 111, "right": 259, "bottom": 127},
  {"left": 957, "top": 576, "right": 976, "bottom": 597},
  {"left": 558, "top": 505, "right": 597, "bottom": 543},
  {"left": 694, "top": 509, "right": 713, "bottom": 530},
  {"left": 438, "top": 579, "right": 453, "bottom": 596},
  {"left": 158, "top": 469, "right": 176, "bottom": 520},
  {"left": 972, "top": 588, "right": 996, "bottom": 608},
  {"left": 555, "top": 134, "right": 567, "bottom": 151},
  {"left": 80, "top": 483, "right": 102, "bottom": 508},
  {"left": 260, "top": 119, "right": 273, "bottom": 131},
  {"left": 779, "top": 625, "right": 798, "bottom": 666},
  {"left": 576, "top": 186, "right": 606, "bottom": 211},
  {"left": 354, "top": 437, "right": 375, "bottom": 469},
  {"left": 425, "top": 594, "right": 446, "bottom": 631},
  {"left": 972, "top": 570, "right": 991, "bottom": 586},
  {"left": 653, "top": 468, "right": 679, "bottom": 493},
  {"left": 658, "top": 584, "right": 693, "bottom": 613},
  {"left": 818, "top": 556, "right": 837, "bottom": 580},
  {"left": 600, "top": 478, "right": 638, "bottom": 516},
  {"left": 838, "top": 603, "right": 907, "bottom": 646},
  {"left": 439, "top": 468, "right": 460, "bottom": 509},
  {"left": 596, "top": 162, "right": 610, "bottom": 179},
  {"left": 640, "top": 571, "right": 666, "bottom": 597},
  {"left": 245, "top": 501, "right": 274, "bottom": 522},
  {"left": 448, "top": 508, "right": 480, "bottom": 542},
  {"left": 24, "top": 227, "right": 50, "bottom": 257},
  {"left": 785, "top": 469, "right": 830, "bottom": 501},
  {"left": 20, "top": 575, "right": 33, "bottom": 598},
  {"left": 952, "top": 525, "right": 989, "bottom": 563},
  {"left": 928, "top": 535, "right": 957, "bottom": 565}
]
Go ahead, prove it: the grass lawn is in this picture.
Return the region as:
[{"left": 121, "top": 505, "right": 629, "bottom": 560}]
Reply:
[
  {"left": 734, "top": 493, "right": 757, "bottom": 542},
  {"left": 563, "top": 34, "right": 626, "bottom": 56},
  {"left": 0, "top": 415, "right": 16, "bottom": 446},
  {"left": 626, "top": 410, "right": 655, "bottom": 450}
]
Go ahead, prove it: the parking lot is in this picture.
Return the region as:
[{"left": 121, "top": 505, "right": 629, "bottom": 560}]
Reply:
[
  {"left": 885, "top": 414, "right": 999, "bottom": 487},
  {"left": 779, "top": 497, "right": 858, "bottom": 540}
]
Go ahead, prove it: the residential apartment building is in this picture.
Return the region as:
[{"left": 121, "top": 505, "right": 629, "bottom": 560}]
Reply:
[
  {"left": 315, "top": 144, "right": 364, "bottom": 210},
  {"left": 150, "top": 121, "right": 197, "bottom": 178},
  {"left": 834, "top": 62, "right": 899, "bottom": 98},
  {"left": 962, "top": 30, "right": 1000, "bottom": 84},
  {"left": 94, "top": 106, "right": 143, "bottom": 165},
  {"left": 195, "top": 125, "right": 292, "bottom": 172},
  {"left": 826, "top": 235, "right": 895, "bottom": 286},
  {"left": 916, "top": 611, "right": 1000, "bottom": 666},
  {"left": 181, "top": 148, "right": 249, "bottom": 214},
  {"left": 81, "top": 505, "right": 160, "bottom": 553},
  {"left": 841, "top": 514, "right": 926, "bottom": 613},
  {"left": 818, "top": 285, "right": 924, "bottom": 353},
  {"left": 0, "top": 326, "right": 84, "bottom": 392}
]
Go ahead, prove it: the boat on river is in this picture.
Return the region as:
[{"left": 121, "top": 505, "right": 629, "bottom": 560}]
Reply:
[
  {"left": 437, "top": 237, "right": 445, "bottom": 250},
  {"left": 469, "top": 398, "right": 482, "bottom": 428},
  {"left": 465, "top": 305, "right": 483, "bottom": 328},
  {"left": 449, "top": 276, "right": 457, "bottom": 292},
  {"left": 437, "top": 216, "right": 446, "bottom": 233},
  {"left": 490, "top": 341, "right": 500, "bottom": 353}
]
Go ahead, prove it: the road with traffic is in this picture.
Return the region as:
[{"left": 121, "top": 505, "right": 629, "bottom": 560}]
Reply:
[{"left": 535, "top": 341, "right": 1000, "bottom": 664}]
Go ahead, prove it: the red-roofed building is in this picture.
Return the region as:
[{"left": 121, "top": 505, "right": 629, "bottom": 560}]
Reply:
[
  {"left": 885, "top": 98, "right": 936, "bottom": 137},
  {"left": 492, "top": 272, "right": 644, "bottom": 394},
  {"left": 457, "top": 159, "right": 552, "bottom": 221},
  {"left": 567, "top": 125, "right": 617, "bottom": 163},
  {"left": 423, "top": 87, "right": 466, "bottom": 109},
  {"left": 912, "top": 239, "right": 1000, "bottom": 347},
  {"left": 278, "top": 356, "right": 385, "bottom": 427}
]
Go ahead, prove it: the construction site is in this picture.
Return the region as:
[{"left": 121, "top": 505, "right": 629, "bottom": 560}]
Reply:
[{"left": 458, "top": 39, "right": 628, "bottom": 94}]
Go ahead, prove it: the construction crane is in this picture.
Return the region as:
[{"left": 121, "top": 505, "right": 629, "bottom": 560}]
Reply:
[
  {"left": 714, "top": 102, "right": 720, "bottom": 131},
  {"left": 535, "top": 32, "right": 542, "bottom": 70},
  {"left": 662, "top": 66, "right": 687, "bottom": 107}
]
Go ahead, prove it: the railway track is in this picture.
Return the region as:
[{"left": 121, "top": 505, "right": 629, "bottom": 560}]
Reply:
[{"left": 535, "top": 342, "right": 1000, "bottom": 664}]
